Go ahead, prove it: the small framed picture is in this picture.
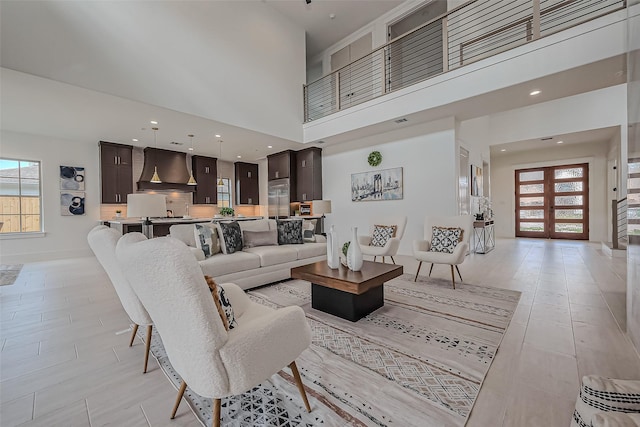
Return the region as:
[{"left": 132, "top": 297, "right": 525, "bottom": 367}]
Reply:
[{"left": 60, "top": 166, "right": 85, "bottom": 191}]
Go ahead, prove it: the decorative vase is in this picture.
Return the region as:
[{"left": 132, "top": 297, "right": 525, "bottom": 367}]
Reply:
[
  {"left": 346, "top": 227, "right": 363, "bottom": 272},
  {"left": 326, "top": 225, "right": 340, "bottom": 269}
]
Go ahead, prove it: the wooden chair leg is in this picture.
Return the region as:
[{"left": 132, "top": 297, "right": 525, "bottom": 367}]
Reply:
[
  {"left": 428, "top": 263, "right": 434, "bottom": 277},
  {"left": 382, "top": 256, "right": 385, "bottom": 264},
  {"left": 373, "top": 256, "right": 377, "bottom": 262},
  {"left": 144, "top": 325, "right": 152, "bottom": 373},
  {"left": 390, "top": 256, "right": 396, "bottom": 264},
  {"left": 455, "top": 265, "right": 463, "bottom": 282},
  {"left": 289, "top": 361, "right": 311, "bottom": 412},
  {"left": 212, "top": 398, "right": 221, "bottom": 427},
  {"left": 171, "top": 381, "right": 187, "bottom": 419},
  {"left": 129, "top": 324, "right": 139, "bottom": 347},
  {"left": 414, "top": 261, "right": 423, "bottom": 281},
  {"left": 450, "top": 265, "right": 456, "bottom": 289}
]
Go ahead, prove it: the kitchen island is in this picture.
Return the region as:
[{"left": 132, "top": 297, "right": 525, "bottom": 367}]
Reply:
[{"left": 103, "top": 216, "right": 263, "bottom": 237}]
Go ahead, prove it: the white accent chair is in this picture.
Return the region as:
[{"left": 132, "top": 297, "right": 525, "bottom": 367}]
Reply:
[
  {"left": 358, "top": 216, "right": 407, "bottom": 264},
  {"left": 413, "top": 215, "right": 473, "bottom": 289},
  {"left": 87, "top": 225, "right": 154, "bottom": 373},
  {"left": 115, "top": 233, "right": 312, "bottom": 427}
]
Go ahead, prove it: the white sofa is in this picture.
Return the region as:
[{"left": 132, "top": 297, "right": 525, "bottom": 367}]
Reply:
[{"left": 170, "top": 219, "right": 326, "bottom": 290}]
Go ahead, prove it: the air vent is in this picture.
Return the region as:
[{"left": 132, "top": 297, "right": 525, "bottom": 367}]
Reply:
[
  {"left": 541, "top": 137, "right": 553, "bottom": 141},
  {"left": 394, "top": 118, "right": 408, "bottom": 123},
  {"left": 170, "top": 141, "right": 183, "bottom": 146}
]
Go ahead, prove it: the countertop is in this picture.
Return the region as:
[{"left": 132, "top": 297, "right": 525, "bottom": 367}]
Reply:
[{"left": 104, "top": 216, "right": 263, "bottom": 225}]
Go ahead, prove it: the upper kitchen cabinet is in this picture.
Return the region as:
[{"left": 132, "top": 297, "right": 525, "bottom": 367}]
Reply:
[
  {"left": 295, "top": 147, "right": 322, "bottom": 202},
  {"left": 267, "top": 150, "right": 296, "bottom": 181},
  {"left": 235, "top": 162, "right": 259, "bottom": 205},
  {"left": 192, "top": 155, "right": 217, "bottom": 204},
  {"left": 100, "top": 141, "right": 133, "bottom": 204}
]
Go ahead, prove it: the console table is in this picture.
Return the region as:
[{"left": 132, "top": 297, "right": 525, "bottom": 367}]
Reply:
[{"left": 473, "top": 219, "right": 495, "bottom": 254}]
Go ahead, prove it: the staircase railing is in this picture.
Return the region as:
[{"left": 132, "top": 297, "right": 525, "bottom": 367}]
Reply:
[
  {"left": 303, "top": 0, "right": 626, "bottom": 123},
  {"left": 612, "top": 197, "right": 627, "bottom": 249}
]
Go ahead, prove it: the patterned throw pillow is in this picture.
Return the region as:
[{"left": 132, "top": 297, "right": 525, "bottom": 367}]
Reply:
[
  {"left": 302, "top": 219, "right": 317, "bottom": 243},
  {"left": 194, "top": 224, "right": 219, "bottom": 258},
  {"left": 204, "top": 276, "right": 236, "bottom": 330},
  {"left": 370, "top": 224, "right": 397, "bottom": 247},
  {"left": 571, "top": 375, "right": 640, "bottom": 427},
  {"left": 276, "top": 219, "right": 303, "bottom": 245},
  {"left": 217, "top": 221, "right": 243, "bottom": 254},
  {"left": 429, "top": 227, "right": 463, "bottom": 254}
]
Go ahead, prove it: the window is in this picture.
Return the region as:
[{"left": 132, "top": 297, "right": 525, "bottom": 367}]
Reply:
[
  {"left": 0, "top": 158, "right": 42, "bottom": 233},
  {"left": 217, "top": 178, "right": 232, "bottom": 208}
]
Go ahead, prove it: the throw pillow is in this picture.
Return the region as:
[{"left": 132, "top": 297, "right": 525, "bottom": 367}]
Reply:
[
  {"left": 370, "top": 224, "right": 397, "bottom": 247},
  {"left": 276, "top": 219, "right": 303, "bottom": 245},
  {"left": 243, "top": 230, "right": 278, "bottom": 248},
  {"left": 429, "top": 226, "right": 463, "bottom": 254},
  {"left": 217, "top": 221, "right": 243, "bottom": 254},
  {"left": 302, "top": 219, "right": 317, "bottom": 243},
  {"left": 571, "top": 375, "right": 640, "bottom": 427},
  {"left": 204, "top": 276, "right": 237, "bottom": 330},
  {"left": 194, "top": 224, "right": 219, "bottom": 258}
]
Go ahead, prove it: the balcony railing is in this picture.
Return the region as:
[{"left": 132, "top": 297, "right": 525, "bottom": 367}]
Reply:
[{"left": 303, "top": 0, "right": 626, "bottom": 122}]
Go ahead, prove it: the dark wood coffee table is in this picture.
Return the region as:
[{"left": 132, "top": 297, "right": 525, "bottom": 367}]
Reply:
[{"left": 291, "top": 260, "right": 403, "bottom": 322}]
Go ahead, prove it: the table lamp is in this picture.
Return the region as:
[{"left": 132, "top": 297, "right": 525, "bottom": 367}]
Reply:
[
  {"left": 127, "top": 193, "right": 167, "bottom": 238},
  {"left": 312, "top": 200, "right": 331, "bottom": 234}
]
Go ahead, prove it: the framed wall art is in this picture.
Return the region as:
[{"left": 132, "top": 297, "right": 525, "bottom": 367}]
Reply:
[{"left": 351, "top": 167, "right": 403, "bottom": 202}]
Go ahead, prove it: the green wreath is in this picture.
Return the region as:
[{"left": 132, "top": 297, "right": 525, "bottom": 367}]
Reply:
[{"left": 367, "top": 151, "right": 382, "bottom": 167}]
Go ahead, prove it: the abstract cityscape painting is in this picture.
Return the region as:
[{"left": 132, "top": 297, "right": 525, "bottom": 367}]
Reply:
[{"left": 351, "top": 167, "right": 403, "bottom": 202}]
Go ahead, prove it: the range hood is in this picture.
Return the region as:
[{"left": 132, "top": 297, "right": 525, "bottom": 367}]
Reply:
[{"left": 137, "top": 147, "right": 195, "bottom": 192}]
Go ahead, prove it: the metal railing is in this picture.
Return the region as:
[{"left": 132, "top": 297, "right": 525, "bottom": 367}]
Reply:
[
  {"left": 303, "top": 0, "right": 626, "bottom": 122},
  {"left": 612, "top": 197, "right": 627, "bottom": 249}
]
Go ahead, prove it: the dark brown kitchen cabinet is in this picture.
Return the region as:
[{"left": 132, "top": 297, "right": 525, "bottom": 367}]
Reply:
[
  {"left": 295, "top": 147, "right": 322, "bottom": 202},
  {"left": 192, "top": 155, "right": 217, "bottom": 204},
  {"left": 100, "top": 141, "right": 133, "bottom": 204},
  {"left": 235, "top": 162, "right": 259, "bottom": 205},
  {"left": 267, "top": 150, "right": 296, "bottom": 181}
]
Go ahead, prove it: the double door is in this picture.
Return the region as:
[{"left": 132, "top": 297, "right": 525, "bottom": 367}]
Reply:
[{"left": 516, "top": 163, "right": 589, "bottom": 240}]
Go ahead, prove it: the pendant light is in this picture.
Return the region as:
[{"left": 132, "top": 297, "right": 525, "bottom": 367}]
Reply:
[
  {"left": 150, "top": 127, "right": 162, "bottom": 183},
  {"left": 187, "top": 134, "right": 197, "bottom": 186},
  {"left": 217, "top": 139, "right": 224, "bottom": 186}
]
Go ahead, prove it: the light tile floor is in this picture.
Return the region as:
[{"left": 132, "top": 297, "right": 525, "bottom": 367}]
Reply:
[{"left": 1, "top": 239, "right": 639, "bottom": 426}]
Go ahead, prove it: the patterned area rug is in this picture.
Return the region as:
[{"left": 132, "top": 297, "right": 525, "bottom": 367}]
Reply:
[
  {"left": 143, "top": 274, "right": 520, "bottom": 426},
  {"left": 0, "top": 264, "right": 23, "bottom": 286}
]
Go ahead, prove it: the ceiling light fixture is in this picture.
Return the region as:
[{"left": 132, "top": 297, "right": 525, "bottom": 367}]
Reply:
[
  {"left": 217, "top": 140, "right": 224, "bottom": 186},
  {"left": 132, "top": 138, "right": 138, "bottom": 142},
  {"left": 237, "top": 155, "right": 242, "bottom": 158},
  {"left": 150, "top": 120, "right": 158, "bottom": 125},
  {"left": 500, "top": 149, "right": 507, "bottom": 152},
  {"left": 267, "top": 145, "right": 273, "bottom": 149},
  {"left": 150, "top": 127, "right": 162, "bottom": 183},
  {"left": 215, "top": 134, "right": 221, "bottom": 138},
  {"left": 187, "top": 134, "right": 197, "bottom": 186},
  {"left": 529, "top": 90, "right": 541, "bottom": 96},
  {"left": 557, "top": 140, "right": 564, "bottom": 144}
]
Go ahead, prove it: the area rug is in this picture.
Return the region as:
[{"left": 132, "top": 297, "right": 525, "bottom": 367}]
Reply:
[
  {"left": 0, "top": 264, "right": 23, "bottom": 286},
  {"left": 142, "top": 274, "right": 520, "bottom": 426}
]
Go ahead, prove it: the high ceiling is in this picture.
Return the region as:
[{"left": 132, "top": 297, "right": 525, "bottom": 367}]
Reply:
[{"left": 267, "top": 0, "right": 403, "bottom": 59}]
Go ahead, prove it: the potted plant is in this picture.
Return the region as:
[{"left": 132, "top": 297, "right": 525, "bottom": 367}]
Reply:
[
  {"left": 340, "top": 242, "right": 350, "bottom": 267},
  {"left": 219, "top": 207, "right": 235, "bottom": 217},
  {"left": 115, "top": 210, "right": 122, "bottom": 218}
]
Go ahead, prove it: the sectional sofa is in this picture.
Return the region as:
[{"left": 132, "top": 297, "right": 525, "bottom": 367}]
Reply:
[{"left": 169, "top": 219, "right": 326, "bottom": 290}]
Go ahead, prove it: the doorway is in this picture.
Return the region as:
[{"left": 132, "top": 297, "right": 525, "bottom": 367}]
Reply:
[{"left": 515, "top": 163, "right": 589, "bottom": 240}]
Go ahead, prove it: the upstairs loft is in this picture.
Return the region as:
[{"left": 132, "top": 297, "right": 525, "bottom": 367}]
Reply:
[{"left": 302, "top": 0, "right": 630, "bottom": 143}]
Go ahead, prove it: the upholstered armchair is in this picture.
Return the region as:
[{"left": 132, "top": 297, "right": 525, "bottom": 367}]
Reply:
[
  {"left": 413, "top": 215, "right": 473, "bottom": 289},
  {"left": 358, "top": 216, "right": 407, "bottom": 264},
  {"left": 115, "top": 233, "right": 312, "bottom": 427},
  {"left": 87, "top": 225, "right": 154, "bottom": 373}
]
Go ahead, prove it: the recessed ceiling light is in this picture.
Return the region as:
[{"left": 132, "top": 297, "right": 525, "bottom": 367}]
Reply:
[
  {"left": 188, "top": 147, "right": 194, "bottom": 151},
  {"left": 132, "top": 138, "right": 138, "bottom": 142},
  {"left": 237, "top": 155, "right": 242, "bottom": 158},
  {"left": 215, "top": 134, "right": 221, "bottom": 138},
  {"left": 267, "top": 145, "right": 273, "bottom": 149},
  {"left": 150, "top": 120, "right": 158, "bottom": 124},
  {"left": 529, "top": 90, "right": 541, "bottom": 96},
  {"left": 500, "top": 149, "right": 506, "bottom": 152},
  {"left": 557, "top": 140, "right": 564, "bottom": 144}
]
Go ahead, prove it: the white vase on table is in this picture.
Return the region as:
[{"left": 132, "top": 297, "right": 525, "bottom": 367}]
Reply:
[
  {"left": 326, "top": 225, "right": 340, "bottom": 269},
  {"left": 346, "top": 227, "right": 363, "bottom": 272}
]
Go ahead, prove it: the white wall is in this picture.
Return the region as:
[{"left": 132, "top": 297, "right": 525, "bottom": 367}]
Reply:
[
  {"left": 1, "top": 1, "right": 306, "bottom": 142},
  {"left": 322, "top": 121, "right": 458, "bottom": 256},
  {"left": 491, "top": 141, "right": 609, "bottom": 241},
  {"left": 0, "top": 130, "right": 100, "bottom": 263}
]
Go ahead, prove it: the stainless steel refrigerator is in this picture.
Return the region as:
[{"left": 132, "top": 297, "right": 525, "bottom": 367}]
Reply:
[{"left": 268, "top": 178, "right": 290, "bottom": 218}]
